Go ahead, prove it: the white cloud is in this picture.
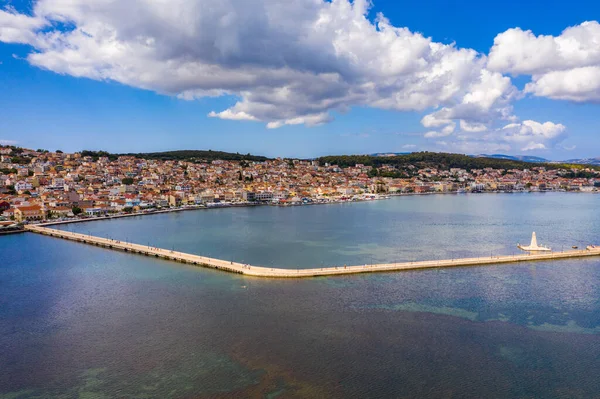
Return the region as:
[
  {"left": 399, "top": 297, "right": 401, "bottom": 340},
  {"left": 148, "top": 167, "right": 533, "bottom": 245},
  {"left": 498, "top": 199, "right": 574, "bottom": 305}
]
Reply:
[
  {"left": 0, "top": 8, "right": 46, "bottom": 44},
  {"left": 489, "top": 21, "right": 600, "bottom": 102},
  {"left": 266, "top": 112, "right": 332, "bottom": 129},
  {"left": 422, "top": 114, "right": 453, "bottom": 128},
  {"left": 208, "top": 109, "right": 258, "bottom": 122},
  {"left": 0, "top": 139, "right": 17, "bottom": 145},
  {"left": 402, "top": 144, "right": 416, "bottom": 149},
  {"left": 423, "top": 122, "right": 455, "bottom": 138},
  {"left": 1, "top": 0, "right": 518, "bottom": 129},
  {"left": 501, "top": 120, "right": 566, "bottom": 145},
  {"left": 524, "top": 67, "right": 600, "bottom": 102},
  {"left": 419, "top": 68, "right": 518, "bottom": 135},
  {"left": 459, "top": 120, "right": 487, "bottom": 133},
  {"left": 5, "top": 0, "right": 592, "bottom": 143},
  {"left": 488, "top": 22, "right": 600, "bottom": 75},
  {"left": 435, "top": 140, "right": 511, "bottom": 154},
  {"left": 429, "top": 120, "right": 567, "bottom": 154},
  {"left": 521, "top": 142, "right": 547, "bottom": 151},
  {"left": 441, "top": 123, "right": 456, "bottom": 135},
  {"left": 424, "top": 130, "right": 451, "bottom": 138}
]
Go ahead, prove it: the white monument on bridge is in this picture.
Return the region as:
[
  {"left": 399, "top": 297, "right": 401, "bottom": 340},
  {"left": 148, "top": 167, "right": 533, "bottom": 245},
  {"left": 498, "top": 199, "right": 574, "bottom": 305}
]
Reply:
[{"left": 518, "top": 232, "right": 551, "bottom": 252}]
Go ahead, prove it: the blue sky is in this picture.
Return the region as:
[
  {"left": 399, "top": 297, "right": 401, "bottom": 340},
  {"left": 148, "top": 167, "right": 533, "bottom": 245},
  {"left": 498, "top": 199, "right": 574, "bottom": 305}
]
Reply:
[{"left": 1, "top": 0, "right": 599, "bottom": 159}]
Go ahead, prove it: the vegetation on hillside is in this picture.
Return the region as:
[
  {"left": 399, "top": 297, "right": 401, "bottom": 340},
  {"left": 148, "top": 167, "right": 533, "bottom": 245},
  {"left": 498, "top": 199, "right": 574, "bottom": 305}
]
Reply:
[
  {"left": 80, "top": 150, "right": 116, "bottom": 160},
  {"left": 317, "top": 152, "right": 600, "bottom": 171},
  {"left": 73, "top": 149, "right": 269, "bottom": 162},
  {"left": 119, "top": 150, "right": 269, "bottom": 162}
]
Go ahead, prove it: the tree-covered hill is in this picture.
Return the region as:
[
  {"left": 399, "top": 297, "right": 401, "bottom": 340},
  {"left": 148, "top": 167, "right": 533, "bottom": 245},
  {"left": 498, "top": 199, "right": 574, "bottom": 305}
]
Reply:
[
  {"left": 317, "top": 152, "right": 599, "bottom": 171},
  {"left": 75, "top": 149, "right": 270, "bottom": 162},
  {"left": 120, "top": 150, "right": 270, "bottom": 162}
]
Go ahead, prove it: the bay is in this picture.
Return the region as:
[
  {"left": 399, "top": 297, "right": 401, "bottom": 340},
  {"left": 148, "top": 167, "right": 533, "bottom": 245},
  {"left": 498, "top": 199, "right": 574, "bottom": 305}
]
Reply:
[{"left": 1, "top": 193, "right": 600, "bottom": 398}]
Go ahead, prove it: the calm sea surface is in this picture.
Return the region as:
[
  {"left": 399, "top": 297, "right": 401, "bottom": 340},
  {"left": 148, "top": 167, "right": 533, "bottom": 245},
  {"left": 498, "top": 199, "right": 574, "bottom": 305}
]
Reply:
[{"left": 2, "top": 193, "right": 600, "bottom": 398}]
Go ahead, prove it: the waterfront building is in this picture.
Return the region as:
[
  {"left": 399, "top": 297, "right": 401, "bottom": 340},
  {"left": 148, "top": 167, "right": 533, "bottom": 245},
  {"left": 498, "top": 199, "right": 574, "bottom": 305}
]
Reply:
[{"left": 14, "top": 205, "right": 44, "bottom": 222}]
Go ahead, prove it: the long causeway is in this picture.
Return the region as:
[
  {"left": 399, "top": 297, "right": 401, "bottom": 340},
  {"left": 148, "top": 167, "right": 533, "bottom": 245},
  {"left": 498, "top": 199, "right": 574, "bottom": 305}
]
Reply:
[{"left": 26, "top": 224, "right": 600, "bottom": 278}]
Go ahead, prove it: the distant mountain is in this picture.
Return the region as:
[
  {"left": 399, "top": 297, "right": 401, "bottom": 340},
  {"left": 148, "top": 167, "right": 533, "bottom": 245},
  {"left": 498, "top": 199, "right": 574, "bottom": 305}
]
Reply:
[
  {"left": 372, "top": 152, "right": 553, "bottom": 163},
  {"left": 477, "top": 154, "right": 600, "bottom": 166},
  {"left": 563, "top": 158, "right": 600, "bottom": 166},
  {"left": 474, "top": 154, "right": 550, "bottom": 163}
]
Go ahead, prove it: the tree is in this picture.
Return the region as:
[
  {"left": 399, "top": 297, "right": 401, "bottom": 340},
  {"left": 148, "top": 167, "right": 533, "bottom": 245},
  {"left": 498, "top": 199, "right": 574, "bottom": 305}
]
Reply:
[
  {"left": 122, "top": 177, "right": 134, "bottom": 185},
  {"left": 46, "top": 210, "right": 54, "bottom": 219},
  {"left": 72, "top": 206, "right": 83, "bottom": 216},
  {"left": 123, "top": 207, "right": 133, "bottom": 213},
  {"left": 56, "top": 150, "right": 63, "bottom": 154}
]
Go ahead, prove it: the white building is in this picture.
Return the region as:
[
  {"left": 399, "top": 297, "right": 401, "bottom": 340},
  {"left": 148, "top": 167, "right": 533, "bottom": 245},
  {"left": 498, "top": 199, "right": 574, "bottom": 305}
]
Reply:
[{"left": 15, "top": 181, "right": 33, "bottom": 192}]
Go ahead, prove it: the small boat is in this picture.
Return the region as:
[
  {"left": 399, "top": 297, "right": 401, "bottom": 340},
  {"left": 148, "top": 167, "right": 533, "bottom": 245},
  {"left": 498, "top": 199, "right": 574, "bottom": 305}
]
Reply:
[
  {"left": 517, "top": 232, "right": 551, "bottom": 252},
  {"left": 572, "top": 246, "right": 578, "bottom": 249}
]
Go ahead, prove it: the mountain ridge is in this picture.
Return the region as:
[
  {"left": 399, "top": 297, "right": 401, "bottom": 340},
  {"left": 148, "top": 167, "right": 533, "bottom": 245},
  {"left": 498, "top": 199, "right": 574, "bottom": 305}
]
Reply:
[{"left": 370, "top": 152, "right": 600, "bottom": 166}]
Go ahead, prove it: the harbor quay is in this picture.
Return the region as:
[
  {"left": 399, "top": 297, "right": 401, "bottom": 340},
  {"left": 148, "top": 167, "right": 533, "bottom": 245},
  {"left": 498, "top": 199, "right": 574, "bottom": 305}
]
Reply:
[{"left": 25, "top": 224, "right": 600, "bottom": 278}]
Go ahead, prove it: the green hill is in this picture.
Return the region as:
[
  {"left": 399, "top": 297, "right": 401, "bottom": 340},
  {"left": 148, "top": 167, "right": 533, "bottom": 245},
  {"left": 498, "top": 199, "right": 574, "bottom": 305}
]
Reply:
[
  {"left": 317, "top": 152, "right": 599, "bottom": 171},
  {"left": 78, "top": 149, "right": 270, "bottom": 162}
]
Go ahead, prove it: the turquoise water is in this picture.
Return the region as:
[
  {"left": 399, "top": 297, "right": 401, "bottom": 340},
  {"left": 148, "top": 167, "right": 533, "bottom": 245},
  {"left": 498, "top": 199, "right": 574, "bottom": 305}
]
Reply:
[
  {"left": 55, "top": 193, "right": 600, "bottom": 268},
  {"left": 2, "top": 193, "right": 600, "bottom": 397}
]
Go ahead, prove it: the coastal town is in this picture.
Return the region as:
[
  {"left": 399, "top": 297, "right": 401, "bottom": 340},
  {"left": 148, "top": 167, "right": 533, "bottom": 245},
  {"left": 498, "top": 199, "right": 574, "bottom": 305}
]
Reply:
[{"left": 1, "top": 145, "right": 599, "bottom": 228}]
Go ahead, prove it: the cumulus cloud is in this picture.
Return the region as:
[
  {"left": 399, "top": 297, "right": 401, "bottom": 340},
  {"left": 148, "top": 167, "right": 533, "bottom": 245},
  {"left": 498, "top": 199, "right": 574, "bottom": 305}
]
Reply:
[
  {"left": 524, "top": 67, "right": 600, "bottom": 102},
  {"left": 419, "top": 68, "right": 518, "bottom": 138},
  {"left": 489, "top": 21, "right": 600, "bottom": 102},
  {"left": 429, "top": 120, "right": 567, "bottom": 153},
  {"left": 1, "top": 0, "right": 519, "bottom": 130},
  {"left": 501, "top": 120, "right": 566, "bottom": 150}
]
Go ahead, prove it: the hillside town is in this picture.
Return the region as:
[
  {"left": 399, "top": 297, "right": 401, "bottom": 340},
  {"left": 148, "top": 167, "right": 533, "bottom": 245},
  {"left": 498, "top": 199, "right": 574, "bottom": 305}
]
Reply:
[{"left": 1, "top": 146, "right": 600, "bottom": 226}]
